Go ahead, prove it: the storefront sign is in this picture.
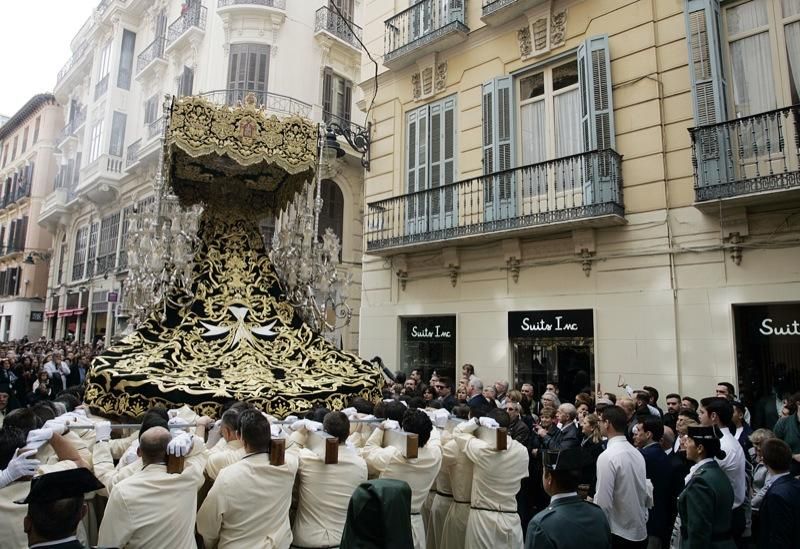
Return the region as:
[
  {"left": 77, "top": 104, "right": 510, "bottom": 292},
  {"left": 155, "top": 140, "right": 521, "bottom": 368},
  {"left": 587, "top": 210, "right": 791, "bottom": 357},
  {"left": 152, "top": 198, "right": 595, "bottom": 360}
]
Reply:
[
  {"left": 107, "top": 291, "right": 118, "bottom": 303},
  {"left": 404, "top": 316, "right": 456, "bottom": 342},
  {"left": 508, "top": 309, "right": 594, "bottom": 338},
  {"left": 758, "top": 318, "right": 800, "bottom": 336},
  {"left": 29, "top": 311, "right": 44, "bottom": 322}
]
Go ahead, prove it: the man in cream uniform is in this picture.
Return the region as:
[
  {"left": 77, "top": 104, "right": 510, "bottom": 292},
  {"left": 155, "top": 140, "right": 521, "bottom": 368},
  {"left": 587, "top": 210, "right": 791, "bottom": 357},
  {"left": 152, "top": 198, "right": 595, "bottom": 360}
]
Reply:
[
  {"left": 453, "top": 410, "right": 529, "bottom": 549},
  {"left": 205, "top": 407, "right": 247, "bottom": 480},
  {"left": 197, "top": 409, "right": 298, "bottom": 549},
  {"left": 361, "top": 408, "right": 442, "bottom": 549},
  {"left": 288, "top": 411, "right": 368, "bottom": 548},
  {"left": 97, "top": 424, "right": 209, "bottom": 549}
]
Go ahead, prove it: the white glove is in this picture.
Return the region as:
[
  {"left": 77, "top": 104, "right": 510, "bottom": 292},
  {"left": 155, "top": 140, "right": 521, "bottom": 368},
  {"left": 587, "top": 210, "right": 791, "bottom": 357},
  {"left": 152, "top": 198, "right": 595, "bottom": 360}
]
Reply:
[
  {"left": 381, "top": 419, "right": 400, "bottom": 431},
  {"left": 120, "top": 440, "right": 139, "bottom": 466},
  {"left": 70, "top": 408, "right": 88, "bottom": 417},
  {"left": 478, "top": 417, "right": 500, "bottom": 428},
  {"left": 0, "top": 449, "right": 40, "bottom": 488},
  {"left": 167, "top": 409, "right": 179, "bottom": 419},
  {"left": 206, "top": 421, "right": 223, "bottom": 448},
  {"left": 27, "top": 428, "right": 55, "bottom": 444},
  {"left": 270, "top": 425, "right": 282, "bottom": 437},
  {"left": 284, "top": 415, "right": 298, "bottom": 424},
  {"left": 358, "top": 414, "right": 377, "bottom": 421},
  {"left": 341, "top": 407, "right": 358, "bottom": 418},
  {"left": 305, "top": 420, "right": 322, "bottom": 432},
  {"left": 428, "top": 409, "right": 450, "bottom": 429},
  {"left": 455, "top": 418, "right": 479, "bottom": 434},
  {"left": 95, "top": 421, "right": 112, "bottom": 442},
  {"left": 167, "top": 432, "right": 193, "bottom": 458},
  {"left": 43, "top": 419, "right": 68, "bottom": 435}
]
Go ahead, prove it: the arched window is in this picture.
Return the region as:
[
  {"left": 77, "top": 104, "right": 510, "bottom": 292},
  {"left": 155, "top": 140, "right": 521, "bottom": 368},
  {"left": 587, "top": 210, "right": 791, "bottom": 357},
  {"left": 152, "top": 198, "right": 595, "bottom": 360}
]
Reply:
[{"left": 318, "top": 179, "right": 344, "bottom": 258}]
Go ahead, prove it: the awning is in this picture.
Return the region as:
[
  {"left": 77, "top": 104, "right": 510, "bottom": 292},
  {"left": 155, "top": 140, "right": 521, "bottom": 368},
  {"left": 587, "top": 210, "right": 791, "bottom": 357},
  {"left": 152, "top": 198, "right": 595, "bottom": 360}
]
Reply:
[
  {"left": 44, "top": 310, "right": 58, "bottom": 318},
  {"left": 58, "top": 307, "right": 86, "bottom": 318}
]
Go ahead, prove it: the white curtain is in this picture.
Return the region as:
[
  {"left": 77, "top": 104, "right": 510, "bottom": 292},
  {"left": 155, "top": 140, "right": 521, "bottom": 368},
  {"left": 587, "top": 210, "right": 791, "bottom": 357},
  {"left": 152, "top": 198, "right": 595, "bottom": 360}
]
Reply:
[
  {"left": 783, "top": 0, "right": 800, "bottom": 17},
  {"left": 729, "top": 33, "right": 777, "bottom": 116},
  {"left": 520, "top": 100, "right": 547, "bottom": 204},
  {"left": 554, "top": 88, "right": 582, "bottom": 195},
  {"left": 785, "top": 22, "right": 800, "bottom": 102}
]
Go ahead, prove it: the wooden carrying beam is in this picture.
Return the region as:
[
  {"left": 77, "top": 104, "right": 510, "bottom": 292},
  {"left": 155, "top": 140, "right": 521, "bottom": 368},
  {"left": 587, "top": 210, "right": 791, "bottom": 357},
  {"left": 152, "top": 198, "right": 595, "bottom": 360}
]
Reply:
[
  {"left": 382, "top": 429, "right": 419, "bottom": 459},
  {"left": 270, "top": 437, "right": 286, "bottom": 466},
  {"left": 476, "top": 426, "right": 508, "bottom": 451},
  {"left": 307, "top": 430, "right": 339, "bottom": 464}
]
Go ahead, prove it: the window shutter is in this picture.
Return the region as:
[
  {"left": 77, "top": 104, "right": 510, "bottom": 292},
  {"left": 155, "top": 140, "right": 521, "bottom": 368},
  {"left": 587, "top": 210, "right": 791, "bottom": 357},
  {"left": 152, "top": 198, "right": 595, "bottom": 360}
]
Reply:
[
  {"left": 109, "top": 112, "right": 127, "bottom": 157},
  {"left": 322, "top": 68, "right": 333, "bottom": 122},
  {"left": 482, "top": 80, "right": 495, "bottom": 175},
  {"left": 0, "top": 226, "right": 4, "bottom": 254},
  {"left": 18, "top": 216, "right": 28, "bottom": 251},
  {"left": 429, "top": 102, "right": 443, "bottom": 227},
  {"left": 483, "top": 77, "right": 515, "bottom": 218},
  {"left": 442, "top": 97, "right": 456, "bottom": 220},
  {"left": 579, "top": 35, "right": 615, "bottom": 152},
  {"left": 406, "top": 105, "right": 429, "bottom": 232},
  {"left": 495, "top": 76, "right": 514, "bottom": 204},
  {"left": 117, "top": 29, "right": 136, "bottom": 90},
  {"left": 8, "top": 221, "right": 16, "bottom": 252},
  {"left": 343, "top": 80, "right": 353, "bottom": 123},
  {"left": 72, "top": 154, "right": 81, "bottom": 188}
]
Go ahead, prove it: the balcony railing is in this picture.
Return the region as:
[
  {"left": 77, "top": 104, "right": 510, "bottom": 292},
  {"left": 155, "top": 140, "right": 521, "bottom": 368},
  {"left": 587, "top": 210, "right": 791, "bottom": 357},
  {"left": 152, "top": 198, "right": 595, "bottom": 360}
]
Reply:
[
  {"left": 147, "top": 116, "right": 164, "bottom": 139},
  {"left": 58, "top": 107, "right": 87, "bottom": 144},
  {"left": 690, "top": 105, "right": 800, "bottom": 202},
  {"left": 384, "top": 0, "right": 467, "bottom": 64},
  {"left": 94, "top": 74, "right": 109, "bottom": 100},
  {"left": 126, "top": 139, "right": 141, "bottom": 168},
  {"left": 1, "top": 183, "right": 31, "bottom": 209},
  {"left": 167, "top": 4, "right": 207, "bottom": 47},
  {"left": 198, "top": 89, "right": 313, "bottom": 117},
  {"left": 136, "top": 37, "right": 166, "bottom": 74},
  {"left": 315, "top": 6, "right": 362, "bottom": 50},
  {"left": 56, "top": 41, "right": 91, "bottom": 84},
  {"left": 366, "top": 149, "right": 624, "bottom": 253},
  {"left": 218, "top": 0, "right": 285, "bottom": 8}
]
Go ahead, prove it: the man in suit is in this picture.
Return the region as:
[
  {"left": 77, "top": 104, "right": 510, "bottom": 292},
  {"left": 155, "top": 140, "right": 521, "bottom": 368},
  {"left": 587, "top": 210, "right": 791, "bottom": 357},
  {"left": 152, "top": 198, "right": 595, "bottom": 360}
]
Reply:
[
  {"left": 525, "top": 447, "right": 611, "bottom": 548},
  {"left": 18, "top": 467, "right": 105, "bottom": 549},
  {"left": 758, "top": 438, "right": 800, "bottom": 548},
  {"left": 634, "top": 416, "right": 671, "bottom": 549},
  {"left": 436, "top": 377, "right": 457, "bottom": 412},
  {"left": 466, "top": 378, "right": 486, "bottom": 408},
  {"left": 536, "top": 404, "right": 580, "bottom": 450}
]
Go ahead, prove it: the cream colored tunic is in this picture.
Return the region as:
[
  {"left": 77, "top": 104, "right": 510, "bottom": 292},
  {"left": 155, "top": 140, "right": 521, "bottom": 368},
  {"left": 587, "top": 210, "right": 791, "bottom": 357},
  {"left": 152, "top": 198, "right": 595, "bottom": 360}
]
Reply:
[
  {"left": 288, "top": 435, "right": 368, "bottom": 548},
  {"left": 92, "top": 439, "right": 143, "bottom": 495},
  {"left": 196, "top": 452, "right": 298, "bottom": 549},
  {"left": 362, "top": 427, "right": 442, "bottom": 549},
  {"left": 426, "top": 430, "right": 454, "bottom": 549},
  {"left": 440, "top": 437, "right": 474, "bottom": 549},
  {"left": 454, "top": 433, "right": 529, "bottom": 549},
  {"left": 97, "top": 438, "right": 207, "bottom": 549},
  {"left": 205, "top": 439, "right": 245, "bottom": 480}
]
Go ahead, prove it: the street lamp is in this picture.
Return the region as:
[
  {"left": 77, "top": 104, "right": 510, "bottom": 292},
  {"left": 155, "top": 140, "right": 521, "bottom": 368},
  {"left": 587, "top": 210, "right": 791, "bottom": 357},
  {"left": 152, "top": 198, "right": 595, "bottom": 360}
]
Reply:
[{"left": 23, "top": 250, "right": 53, "bottom": 264}]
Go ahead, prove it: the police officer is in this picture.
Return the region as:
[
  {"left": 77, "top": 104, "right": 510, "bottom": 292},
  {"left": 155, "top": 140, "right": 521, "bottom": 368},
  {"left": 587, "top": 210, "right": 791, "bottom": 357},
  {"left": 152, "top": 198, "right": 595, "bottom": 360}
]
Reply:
[
  {"left": 16, "top": 468, "right": 104, "bottom": 549},
  {"left": 525, "top": 447, "right": 612, "bottom": 549}
]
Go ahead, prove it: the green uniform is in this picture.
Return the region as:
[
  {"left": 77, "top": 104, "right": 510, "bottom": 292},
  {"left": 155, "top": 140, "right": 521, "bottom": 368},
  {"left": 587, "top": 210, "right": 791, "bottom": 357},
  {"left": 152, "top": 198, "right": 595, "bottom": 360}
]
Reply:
[
  {"left": 677, "top": 460, "right": 736, "bottom": 549},
  {"left": 525, "top": 494, "right": 611, "bottom": 549}
]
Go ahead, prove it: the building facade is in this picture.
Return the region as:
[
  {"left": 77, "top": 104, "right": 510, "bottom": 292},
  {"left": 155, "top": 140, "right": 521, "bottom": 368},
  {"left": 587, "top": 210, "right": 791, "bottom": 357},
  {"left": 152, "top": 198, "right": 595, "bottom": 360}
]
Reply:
[
  {"left": 358, "top": 0, "right": 800, "bottom": 412},
  {"left": 40, "top": 0, "right": 367, "bottom": 350},
  {"left": 0, "top": 94, "right": 62, "bottom": 341}
]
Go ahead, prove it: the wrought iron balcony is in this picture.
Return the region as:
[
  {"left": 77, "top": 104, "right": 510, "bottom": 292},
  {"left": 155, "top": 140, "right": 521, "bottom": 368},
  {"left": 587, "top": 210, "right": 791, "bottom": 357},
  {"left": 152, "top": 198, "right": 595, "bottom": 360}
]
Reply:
[
  {"left": 481, "top": 0, "right": 548, "bottom": 25},
  {"left": 56, "top": 41, "right": 91, "bottom": 85},
  {"left": 690, "top": 105, "right": 800, "bottom": 204},
  {"left": 366, "top": 149, "right": 625, "bottom": 254},
  {"left": 167, "top": 4, "right": 207, "bottom": 50},
  {"left": 315, "top": 6, "right": 362, "bottom": 51},
  {"left": 218, "top": 0, "right": 285, "bottom": 8},
  {"left": 58, "top": 107, "right": 87, "bottom": 145},
  {"left": 136, "top": 37, "right": 166, "bottom": 76},
  {"left": 126, "top": 139, "right": 141, "bottom": 168},
  {"left": 384, "top": 0, "right": 468, "bottom": 69},
  {"left": 94, "top": 74, "right": 109, "bottom": 100},
  {"left": 147, "top": 116, "right": 164, "bottom": 139},
  {"left": 198, "top": 89, "right": 313, "bottom": 117}
]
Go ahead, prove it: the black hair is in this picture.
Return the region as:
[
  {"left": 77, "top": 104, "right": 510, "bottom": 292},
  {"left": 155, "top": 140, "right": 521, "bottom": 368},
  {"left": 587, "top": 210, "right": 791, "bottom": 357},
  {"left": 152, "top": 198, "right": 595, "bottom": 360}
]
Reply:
[
  {"left": 601, "top": 406, "right": 628, "bottom": 433},
  {"left": 29, "top": 497, "right": 85, "bottom": 541},
  {"left": 700, "top": 397, "right": 733, "bottom": 427},
  {"left": 692, "top": 435, "right": 726, "bottom": 460},
  {"left": 468, "top": 402, "right": 492, "bottom": 420},
  {"left": 761, "top": 438, "right": 792, "bottom": 473},
  {"left": 323, "top": 411, "right": 350, "bottom": 444},
  {"left": 350, "top": 397, "right": 375, "bottom": 415},
  {"left": 638, "top": 416, "right": 664, "bottom": 442},
  {"left": 407, "top": 397, "right": 425, "bottom": 410},
  {"left": 220, "top": 408, "right": 241, "bottom": 432},
  {"left": 3, "top": 408, "right": 40, "bottom": 437},
  {"left": 717, "top": 382, "right": 736, "bottom": 397},
  {"left": 383, "top": 401, "right": 407, "bottom": 422},
  {"left": 665, "top": 393, "right": 681, "bottom": 402},
  {"left": 546, "top": 467, "right": 581, "bottom": 492},
  {"left": 0, "top": 427, "right": 26, "bottom": 469},
  {"left": 305, "top": 407, "right": 331, "bottom": 423},
  {"left": 682, "top": 396, "right": 699, "bottom": 410},
  {"left": 144, "top": 406, "right": 169, "bottom": 422},
  {"left": 427, "top": 400, "right": 442, "bottom": 410},
  {"left": 487, "top": 408, "right": 511, "bottom": 428},
  {"left": 237, "top": 409, "right": 271, "bottom": 453},
  {"left": 53, "top": 393, "right": 80, "bottom": 412},
  {"left": 642, "top": 386, "right": 659, "bottom": 403},
  {"left": 138, "top": 410, "right": 169, "bottom": 441},
  {"left": 31, "top": 401, "right": 57, "bottom": 424},
  {"left": 452, "top": 404, "right": 470, "bottom": 420},
  {"left": 401, "top": 408, "right": 433, "bottom": 448},
  {"left": 394, "top": 372, "right": 407, "bottom": 385},
  {"left": 678, "top": 407, "right": 699, "bottom": 422}
]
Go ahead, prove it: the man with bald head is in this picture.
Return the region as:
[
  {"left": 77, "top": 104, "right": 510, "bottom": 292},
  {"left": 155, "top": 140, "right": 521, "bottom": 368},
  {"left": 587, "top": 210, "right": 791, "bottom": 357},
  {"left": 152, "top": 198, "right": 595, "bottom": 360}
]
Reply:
[
  {"left": 98, "top": 423, "right": 208, "bottom": 548},
  {"left": 536, "top": 404, "right": 580, "bottom": 450}
]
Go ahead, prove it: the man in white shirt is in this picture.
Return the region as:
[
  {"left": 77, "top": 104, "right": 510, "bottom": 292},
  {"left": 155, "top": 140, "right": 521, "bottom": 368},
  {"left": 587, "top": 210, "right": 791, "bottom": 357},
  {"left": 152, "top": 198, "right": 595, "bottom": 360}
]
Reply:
[
  {"left": 699, "top": 397, "right": 747, "bottom": 542},
  {"left": 287, "top": 411, "right": 368, "bottom": 549},
  {"left": 197, "top": 409, "right": 298, "bottom": 549},
  {"left": 361, "top": 408, "right": 442, "bottom": 549},
  {"left": 97, "top": 423, "right": 209, "bottom": 549},
  {"left": 43, "top": 352, "right": 70, "bottom": 393},
  {"left": 205, "top": 407, "right": 247, "bottom": 480},
  {"left": 594, "top": 405, "right": 648, "bottom": 548}
]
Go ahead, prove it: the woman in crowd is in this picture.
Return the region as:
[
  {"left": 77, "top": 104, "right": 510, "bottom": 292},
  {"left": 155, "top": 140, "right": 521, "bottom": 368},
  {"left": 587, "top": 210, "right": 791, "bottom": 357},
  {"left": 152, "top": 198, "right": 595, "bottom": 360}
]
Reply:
[
  {"left": 422, "top": 386, "right": 436, "bottom": 404},
  {"left": 540, "top": 391, "right": 560, "bottom": 411},
  {"left": 676, "top": 425, "right": 736, "bottom": 549},
  {"left": 749, "top": 428, "right": 776, "bottom": 540},
  {"left": 455, "top": 385, "right": 468, "bottom": 405},
  {"left": 773, "top": 392, "right": 800, "bottom": 475},
  {"left": 579, "top": 413, "right": 604, "bottom": 496},
  {"left": 30, "top": 370, "right": 52, "bottom": 402}
]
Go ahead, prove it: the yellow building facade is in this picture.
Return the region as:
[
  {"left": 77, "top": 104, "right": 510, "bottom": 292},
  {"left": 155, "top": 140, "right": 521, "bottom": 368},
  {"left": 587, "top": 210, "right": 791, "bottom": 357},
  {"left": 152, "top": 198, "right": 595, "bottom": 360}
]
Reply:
[{"left": 358, "top": 0, "right": 800, "bottom": 413}]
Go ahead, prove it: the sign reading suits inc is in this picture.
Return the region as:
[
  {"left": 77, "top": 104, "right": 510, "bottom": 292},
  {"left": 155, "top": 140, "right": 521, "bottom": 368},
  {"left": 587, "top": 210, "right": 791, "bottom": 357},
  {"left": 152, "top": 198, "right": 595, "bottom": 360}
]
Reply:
[
  {"left": 508, "top": 309, "right": 594, "bottom": 339},
  {"left": 403, "top": 316, "right": 456, "bottom": 342}
]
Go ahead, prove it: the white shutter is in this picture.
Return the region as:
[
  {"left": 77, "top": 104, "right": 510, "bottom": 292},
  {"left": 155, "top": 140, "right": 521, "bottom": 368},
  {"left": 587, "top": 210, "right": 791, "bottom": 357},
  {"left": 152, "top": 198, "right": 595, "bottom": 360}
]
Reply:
[
  {"left": 430, "top": 102, "right": 443, "bottom": 228},
  {"left": 483, "top": 77, "right": 515, "bottom": 219},
  {"left": 442, "top": 96, "right": 456, "bottom": 222},
  {"left": 406, "top": 105, "right": 429, "bottom": 233}
]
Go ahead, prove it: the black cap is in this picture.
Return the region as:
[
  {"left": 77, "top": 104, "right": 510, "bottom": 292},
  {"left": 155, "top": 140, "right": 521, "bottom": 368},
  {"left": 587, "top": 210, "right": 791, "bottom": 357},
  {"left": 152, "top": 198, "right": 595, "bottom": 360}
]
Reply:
[
  {"left": 15, "top": 468, "right": 104, "bottom": 505},
  {"left": 686, "top": 425, "right": 723, "bottom": 442},
  {"left": 543, "top": 448, "right": 585, "bottom": 471}
]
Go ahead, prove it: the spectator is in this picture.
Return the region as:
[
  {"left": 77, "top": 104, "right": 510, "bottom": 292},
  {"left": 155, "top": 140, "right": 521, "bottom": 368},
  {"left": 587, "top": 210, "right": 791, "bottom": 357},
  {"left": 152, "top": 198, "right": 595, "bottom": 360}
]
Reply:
[
  {"left": 455, "top": 385, "right": 468, "bottom": 405},
  {"left": 505, "top": 401, "right": 530, "bottom": 447},
  {"left": 663, "top": 393, "right": 681, "bottom": 430},
  {"left": 30, "top": 371, "right": 52, "bottom": 402},
  {"left": 773, "top": 392, "right": 800, "bottom": 475},
  {"left": 634, "top": 416, "right": 671, "bottom": 549},
  {"left": 749, "top": 428, "right": 776, "bottom": 512},
  {"left": 435, "top": 377, "right": 456, "bottom": 412},
  {"left": 595, "top": 405, "right": 648, "bottom": 548},
  {"left": 482, "top": 385, "right": 497, "bottom": 408},
  {"left": 537, "top": 404, "right": 580, "bottom": 450},
  {"left": 580, "top": 413, "right": 604, "bottom": 495},
  {"left": 422, "top": 386, "right": 436, "bottom": 404},
  {"left": 681, "top": 396, "right": 699, "bottom": 412},
  {"left": 757, "top": 438, "right": 800, "bottom": 548},
  {"left": 541, "top": 391, "right": 560, "bottom": 411},
  {"left": 466, "top": 378, "right": 485, "bottom": 408},
  {"left": 494, "top": 380, "right": 509, "bottom": 407},
  {"left": 730, "top": 400, "right": 753, "bottom": 458}
]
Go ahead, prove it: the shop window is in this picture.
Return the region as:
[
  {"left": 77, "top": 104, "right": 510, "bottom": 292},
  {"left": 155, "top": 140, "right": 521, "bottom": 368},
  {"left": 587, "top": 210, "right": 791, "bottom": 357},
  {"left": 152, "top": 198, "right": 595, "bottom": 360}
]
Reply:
[{"left": 400, "top": 315, "right": 457, "bottom": 383}]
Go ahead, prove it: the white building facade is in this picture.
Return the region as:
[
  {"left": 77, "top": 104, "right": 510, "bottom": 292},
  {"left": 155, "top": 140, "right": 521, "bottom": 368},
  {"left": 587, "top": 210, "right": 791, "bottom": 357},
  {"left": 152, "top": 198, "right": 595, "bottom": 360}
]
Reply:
[{"left": 40, "top": 0, "right": 367, "bottom": 349}]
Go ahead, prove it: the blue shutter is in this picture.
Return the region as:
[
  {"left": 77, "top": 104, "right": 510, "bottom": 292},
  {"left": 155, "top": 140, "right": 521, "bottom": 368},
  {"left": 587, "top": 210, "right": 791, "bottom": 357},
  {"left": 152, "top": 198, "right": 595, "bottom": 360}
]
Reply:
[
  {"left": 483, "top": 77, "right": 515, "bottom": 220},
  {"left": 579, "top": 35, "right": 615, "bottom": 204}
]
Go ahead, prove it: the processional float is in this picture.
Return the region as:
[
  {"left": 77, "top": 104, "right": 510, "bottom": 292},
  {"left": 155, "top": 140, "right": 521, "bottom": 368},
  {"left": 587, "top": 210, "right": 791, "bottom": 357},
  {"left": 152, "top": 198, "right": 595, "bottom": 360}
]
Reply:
[{"left": 84, "top": 94, "right": 383, "bottom": 419}]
